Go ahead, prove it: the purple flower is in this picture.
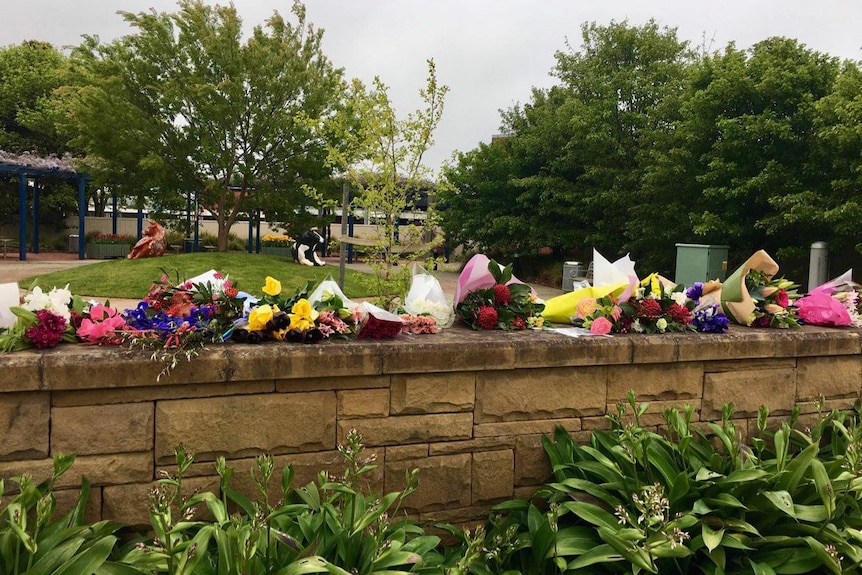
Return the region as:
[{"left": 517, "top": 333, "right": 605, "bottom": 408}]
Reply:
[
  {"left": 685, "top": 282, "right": 704, "bottom": 305},
  {"left": 692, "top": 305, "right": 729, "bottom": 333}
]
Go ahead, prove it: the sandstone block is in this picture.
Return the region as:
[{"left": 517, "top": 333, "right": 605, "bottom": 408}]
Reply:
[
  {"left": 231, "top": 342, "right": 381, "bottom": 382},
  {"left": 607, "top": 399, "right": 701, "bottom": 428},
  {"left": 52, "top": 381, "right": 275, "bottom": 407},
  {"left": 514, "top": 435, "right": 553, "bottom": 487},
  {"left": 0, "top": 392, "right": 49, "bottom": 460},
  {"left": 390, "top": 373, "right": 475, "bottom": 414},
  {"left": 795, "top": 329, "right": 862, "bottom": 357},
  {"left": 155, "top": 391, "right": 336, "bottom": 463},
  {"left": 473, "top": 417, "right": 581, "bottom": 438},
  {"left": 796, "top": 356, "right": 862, "bottom": 401},
  {"left": 52, "top": 403, "right": 154, "bottom": 455},
  {"left": 339, "top": 413, "right": 473, "bottom": 446},
  {"left": 630, "top": 334, "right": 678, "bottom": 364},
  {"left": 675, "top": 330, "right": 796, "bottom": 362},
  {"left": 0, "top": 353, "right": 41, "bottom": 391},
  {"left": 607, "top": 363, "right": 703, "bottom": 401},
  {"left": 475, "top": 367, "right": 606, "bottom": 423},
  {"left": 102, "top": 476, "right": 216, "bottom": 528},
  {"left": 385, "top": 453, "right": 471, "bottom": 512},
  {"left": 278, "top": 375, "right": 390, "bottom": 393},
  {"left": 472, "top": 450, "right": 514, "bottom": 503},
  {"left": 430, "top": 437, "right": 517, "bottom": 456},
  {"left": 381, "top": 329, "right": 516, "bottom": 374},
  {"left": 55, "top": 453, "right": 154, "bottom": 488},
  {"left": 386, "top": 444, "right": 429, "bottom": 461},
  {"left": 515, "top": 333, "right": 632, "bottom": 367},
  {"left": 703, "top": 368, "right": 796, "bottom": 419},
  {"left": 704, "top": 358, "right": 797, "bottom": 373},
  {"left": 338, "top": 388, "right": 390, "bottom": 418}
]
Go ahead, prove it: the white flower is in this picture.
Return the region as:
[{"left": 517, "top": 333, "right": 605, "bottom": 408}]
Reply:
[
  {"left": 21, "top": 286, "right": 51, "bottom": 311},
  {"left": 635, "top": 287, "right": 645, "bottom": 300},
  {"left": 405, "top": 298, "right": 452, "bottom": 326},
  {"left": 632, "top": 319, "right": 644, "bottom": 333},
  {"left": 670, "top": 291, "right": 688, "bottom": 306},
  {"left": 656, "top": 318, "right": 668, "bottom": 332}
]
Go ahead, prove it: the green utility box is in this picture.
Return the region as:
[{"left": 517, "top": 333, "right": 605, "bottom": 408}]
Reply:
[{"left": 675, "top": 243, "right": 729, "bottom": 285}]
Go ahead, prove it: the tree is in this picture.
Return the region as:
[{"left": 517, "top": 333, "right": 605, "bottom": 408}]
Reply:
[
  {"left": 441, "top": 21, "right": 691, "bottom": 270},
  {"left": 675, "top": 38, "right": 841, "bottom": 264},
  {"left": 323, "top": 60, "right": 447, "bottom": 306},
  {"left": 64, "top": 0, "right": 342, "bottom": 250}
]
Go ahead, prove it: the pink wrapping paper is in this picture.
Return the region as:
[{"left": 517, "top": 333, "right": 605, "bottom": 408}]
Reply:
[{"left": 454, "top": 254, "right": 531, "bottom": 304}]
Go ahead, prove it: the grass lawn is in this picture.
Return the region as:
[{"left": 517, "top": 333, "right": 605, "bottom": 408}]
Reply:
[{"left": 19, "top": 253, "right": 373, "bottom": 299}]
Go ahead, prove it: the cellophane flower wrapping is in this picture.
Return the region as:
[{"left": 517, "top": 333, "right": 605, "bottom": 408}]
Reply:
[
  {"left": 308, "top": 276, "right": 357, "bottom": 310},
  {"left": 720, "top": 250, "right": 800, "bottom": 328},
  {"left": 796, "top": 269, "right": 859, "bottom": 327},
  {"left": 355, "top": 302, "right": 405, "bottom": 340},
  {"left": 404, "top": 264, "right": 453, "bottom": 328},
  {"left": 542, "top": 249, "right": 638, "bottom": 324},
  {"left": 455, "top": 256, "right": 545, "bottom": 330},
  {"left": 0, "top": 284, "right": 87, "bottom": 351}
]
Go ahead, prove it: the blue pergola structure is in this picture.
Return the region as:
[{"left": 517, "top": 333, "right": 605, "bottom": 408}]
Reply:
[{"left": 0, "top": 151, "right": 89, "bottom": 261}]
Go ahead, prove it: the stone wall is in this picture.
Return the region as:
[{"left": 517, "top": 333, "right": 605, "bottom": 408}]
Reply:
[{"left": 1, "top": 326, "right": 860, "bottom": 527}]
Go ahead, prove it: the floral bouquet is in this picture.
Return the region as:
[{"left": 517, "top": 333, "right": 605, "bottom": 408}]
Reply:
[
  {"left": 403, "top": 263, "right": 453, "bottom": 328},
  {"left": 577, "top": 274, "right": 692, "bottom": 334},
  {"left": 355, "top": 302, "right": 405, "bottom": 339},
  {"left": 0, "top": 284, "right": 85, "bottom": 351},
  {"left": 542, "top": 249, "right": 637, "bottom": 324},
  {"left": 124, "top": 270, "right": 245, "bottom": 376},
  {"left": 455, "top": 255, "right": 544, "bottom": 330},
  {"left": 795, "top": 269, "right": 861, "bottom": 327},
  {"left": 721, "top": 250, "right": 800, "bottom": 328}
]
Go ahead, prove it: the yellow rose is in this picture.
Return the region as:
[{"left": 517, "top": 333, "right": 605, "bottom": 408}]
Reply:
[
  {"left": 248, "top": 304, "right": 274, "bottom": 331},
  {"left": 289, "top": 315, "right": 316, "bottom": 331},
  {"left": 291, "top": 298, "right": 319, "bottom": 322},
  {"left": 262, "top": 276, "right": 282, "bottom": 297}
]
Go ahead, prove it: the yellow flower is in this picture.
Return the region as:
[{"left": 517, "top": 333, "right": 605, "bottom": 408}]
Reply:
[
  {"left": 291, "top": 298, "right": 319, "bottom": 322},
  {"left": 262, "top": 276, "right": 282, "bottom": 297},
  {"left": 289, "top": 315, "right": 316, "bottom": 331},
  {"left": 248, "top": 304, "right": 274, "bottom": 331}
]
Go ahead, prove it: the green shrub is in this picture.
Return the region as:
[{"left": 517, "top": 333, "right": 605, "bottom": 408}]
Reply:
[
  {"left": 0, "top": 453, "right": 128, "bottom": 574},
  {"left": 450, "top": 393, "right": 862, "bottom": 574}
]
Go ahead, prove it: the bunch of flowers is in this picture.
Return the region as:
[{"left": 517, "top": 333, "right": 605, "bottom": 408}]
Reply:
[
  {"left": 76, "top": 304, "right": 127, "bottom": 345},
  {"left": 355, "top": 303, "right": 405, "bottom": 339},
  {"left": 232, "top": 276, "right": 357, "bottom": 344},
  {"left": 576, "top": 275, "right": 729, "bottom": 335},
  {"left": 744, "top": 270, "right": 801, "bottom": 328},
  {"left": 86, "top": 232, "right": 134, "bottom": 245},
  {"left": 261, "top": 233, "right": 293, "bottom": 247},
  {"left": 123, "top": 271, "right": 245, "bottom": 377},
  {"left": 399, "top": 313, "right": 439, "bottom": 335},
  {"left": 455, "top": 259, "right": 545, "bottom": 331},
  {"left": 685, "top": 282, "right": 731, "bottom": 333},
  {"left": 0, "top": 284, "right": 84, "bottom": 351}
]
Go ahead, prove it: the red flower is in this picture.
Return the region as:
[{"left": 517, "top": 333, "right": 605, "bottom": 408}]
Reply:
[
  {"left": 637, "top": 298, "right": 663, "bottom": 320},
  {"left": 775, "top": 289, "right": 789, "bottom": 308},
  {"left": 511, "top": 316, "right": 527, "bottom": 330},
  {"left": 667, "top": 303, "right": 692, "bottom": 324},
  {"left": 493, "top": 284, "right": 511, "bottom": 306},
  {"left": 476, "top": 305, "right": 499, "bottom": 330}
]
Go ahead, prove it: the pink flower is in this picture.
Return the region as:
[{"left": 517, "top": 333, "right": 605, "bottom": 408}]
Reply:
[
  {"left": 77, "top": 305, "right": 126, "bottom": 344},
  {"left": 611, "top": 305, "right": 622, "bottom": 321},
  {"left": 775, "top": 289, "right": 789, "bottom": 308},
  {"left": 590, "top": 316, "right": 613, "bottom": 335}
]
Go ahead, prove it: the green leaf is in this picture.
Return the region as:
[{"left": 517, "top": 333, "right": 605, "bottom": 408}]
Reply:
[
  {"left": 775, "top": 441, "right": 818, "bottom": 492},
  {"left": 598, "top": 527, "right": 656, "bottom": 573},
  {"left": 809, "top": 458, "right": 835, "bottom": 519},
  {"left": 719, "top": 469, "right": 770, "bottom": 484},
  {"left": 804, "top": 536, "right": 842, "bottom": 575},
  {"left": 553, "top": 526, "right": 602, "bottom": 557},
  {"left": 566, "top": 543, "right": 623, "bottom": 570},
  {"left": 53, "top": 535, "right": 116, "bottom": 575},
  {"left": 703, "top": 524, "right": 725, "bottom": 552},
  {"left": 704, "top": 492, "right": 747, "bottom": 510},
  {"left": 562, "top": 501, "right": 620, "bottom": 530},
  {"left": 763, "top": 490, "right": 796, "bottom": 518},
  {"left": 748, "top": 559, "right": 777, "bottom": 575}
]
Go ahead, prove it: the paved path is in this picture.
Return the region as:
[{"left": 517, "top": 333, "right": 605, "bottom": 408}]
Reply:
[{"left": 0, "top": 253, "right": 563, "bottom": 310}]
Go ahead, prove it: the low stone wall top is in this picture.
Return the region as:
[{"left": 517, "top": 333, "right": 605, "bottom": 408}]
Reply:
[{"left": 2, "top": 325, "right": 861, "bottom": 527}]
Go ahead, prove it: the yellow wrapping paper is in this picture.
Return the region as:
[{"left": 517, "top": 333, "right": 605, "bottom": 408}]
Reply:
[{"left": 542, "top": 283, "right": 629, "bottom": 324}]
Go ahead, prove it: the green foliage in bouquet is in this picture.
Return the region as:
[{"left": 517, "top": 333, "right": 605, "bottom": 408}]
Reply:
[
  {"left": 456, "top": 259, "right": 545, "bottom": 330},
  {"left": 447, "top": 393, "right": 862, "bottom": 574},
  {"left": 745, "top": 269, "right": 801, "bottom": 328}
]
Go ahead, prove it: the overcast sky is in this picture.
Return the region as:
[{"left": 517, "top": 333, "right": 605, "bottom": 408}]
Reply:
[{"left": 3, "top": 1, "right": 860, "bottom": 171}]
